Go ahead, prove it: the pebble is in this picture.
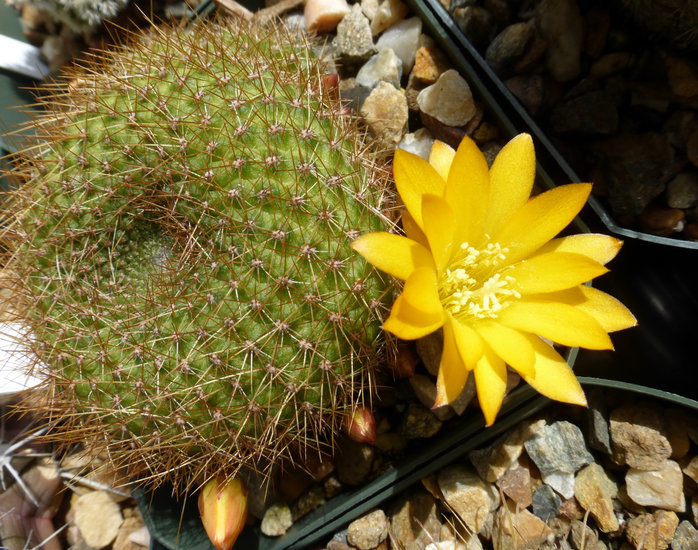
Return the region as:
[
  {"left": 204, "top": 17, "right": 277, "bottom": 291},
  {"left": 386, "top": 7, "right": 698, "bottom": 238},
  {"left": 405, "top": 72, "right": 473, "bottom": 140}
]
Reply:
[
  {"left": 586, "top": 391, "right": 613, "bottom": 455},
  {"left": 485, "top": 23, "right": 535, "bottom": 77},
  {"left": 449, "top": 374, "right": 478, "bottom": 416},
  {"left": 535, "top": 0, "right": 584, "bottom": 82},
  {"left": 413, "top": 46, "right": 450, "bottom": 84},
  {"left": 569, "top": 520, "right": 598, "bottom": 550},
  {"left": 610, "top": 404, "right": 673, "bottom": 471},
  {"left": 409, "top": 374, "right": 455, "bottom": 421},
  {"left": 304, "top": 0, "right": 351, "bottom": 33},
  {"left": 671, "top": 520, "right": 698, "bottom": 550},
  {"left": 505, "top": 74, "right": 544, "bottom": 116},
  {"left": 388, "top": 490, "right": 442, "bottom": 550},
  {"left": 369, "top": 0, "right": 409, "bottom": 35},
  {"left": 626, "top": 460, "right": 685, "bottom": 512},
  {"left": 667, "top": 172, "right": 698, "bottom": 209},
  {"left": 356, "top": 48, "right": 403, "bottom": 90},
  {"left": 417, "top": 69, "right": 477, "bottom": 127},
  {"left": 550, "top": 91, "right": 619, "bottom": 135},
  {"left": 452, "top": 6, "right": 494, "bottom": 49},
  {"left": 639, "top": 206, "right": 686, "bottom": 236},
  {"left": 261, "top": 502, "right": 294, "bottom": 536},
  {"left": 332, "top": 5, "right": 376, "bottom": 67},
  {"left": 74, "top": 491, "right": 123, "bottom": 549},
  {"left": 665, "top": 56, "right": 698, "bottom": 99},
  {"left": 400, "top": 401, "right": 443, "bottom": 438},
  {"left": 336, "top": 437, "right": 376, "bottom": 486},
  {"left": 496, "top": 465, "right": 532, "bottom": 508},
  {"left": 438, "top": 464, "right": 499, "bottom": 533},
  {"left": 625, "top": 510, "right": 678, "bottom": 550},
  {"left": 346, "top": 509, "right": 389, "bottom": 549},
  {"left": 584, "top": 7, "right": 610, "bottom": 58},
  {"left": 360, "top": 81, "right": 408, "bottom": 151},
  {"left": 495, "top": 501, "right": 553, "bottom": 549},
  {"left": 590, "top": 52, "right": 635, "bottom": 79},
  {"left": 376, "top": 17, "right": 423, "bottom": 73},
  {"left": 113, "top": 515, "right": 146, "bottom": 550},
  {"left": 416, "top": 331, "right": 442, "bottom": 376},
  {"left": 531, "top": 485, "right": 561, "bottom": 521},
  {"left": 397, "top": 128, "right": 435, "bottom": 159},
  {"left": 683, "top": 456, "right": 698, "bottom": 484},
  {"left": 687, "top": 130, "right": 698, "bottom": 168},
  {"left": 292, "top": 485, "right": 325, "bottom": 520},
  {"left": 574, "top": 463, "right": 619, "bottom": 533}
]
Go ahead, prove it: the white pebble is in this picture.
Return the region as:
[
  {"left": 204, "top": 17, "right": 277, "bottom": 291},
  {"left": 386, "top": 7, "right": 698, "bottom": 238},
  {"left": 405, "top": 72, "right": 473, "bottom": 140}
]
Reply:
[
  {"left": 376, "top": 16, "right": 422, "bottom": 72},
  {"left": 416, "top": 69, "right": 476, "bottom": 127},
  {"left": 305, "top": 0, "right": 350, "bottom": 33},
  {"left": 398, "top": 129, "right": 435, "bottom": 159}
]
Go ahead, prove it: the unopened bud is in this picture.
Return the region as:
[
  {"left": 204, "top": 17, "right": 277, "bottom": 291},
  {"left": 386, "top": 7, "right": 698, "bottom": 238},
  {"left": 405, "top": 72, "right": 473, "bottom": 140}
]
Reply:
[
  {"left": 344, "top": 406, "right": 376, "bottom": 445},
  {"left": 198, "top": 477, "right": 248, "bottom": 550},
  {"left": 391, "top": 343, "right": 416, "bottom": 379}
]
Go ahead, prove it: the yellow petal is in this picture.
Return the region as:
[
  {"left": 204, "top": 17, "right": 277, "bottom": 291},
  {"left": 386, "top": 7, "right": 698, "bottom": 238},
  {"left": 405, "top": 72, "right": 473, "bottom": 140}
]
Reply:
[
  {"left": 383, "top": 294, "right": 444, "bottom": 340},
  {"left": 497, "top": 298, "right": 613, "bottom": 350},
  {"left": 474, "top": 345, "right": 507, "bottom": 426},
  {"left": 493, "top": 183, "right": 592, "bottom": 265},
  {"left": 530, "top": 285, "right": 637, "bottom": 333},
  {"left": 351, "top": 232, "right": 435, "bottom": 280},
  {"left": 422, "top": 193, "right": 456, "bottom": 274},
  {"left": 394, "top": 148, "right": 445, "bottom": 229},
  {"left": 520, "top": 334, "right": 587, "bottom": 407},
  {"left": 401, "top": 210, "right": 429, "bottom": 249},
  {"left": 506, "top": 252, "right": 608, "bottom": 295},
  {"left": 434, "top": 320, "right": 469, "bottom": 407},
  {"left": 428, "top": 140, "right": 456, "bottom": 181},
  {"left": 401, "top": 267, "right": 443, "bottom": 315},
  {"left": 444, "top": 135, "right": 490, "bottom": 245},
  {"left": 483, "top": 133, "right": 536, "bottom": 236},
  {"left": 450, "top": 316, "right": 484, "bottom": 369},
  {"left": 534, "top": 234, "right": 623, "bottom": 265},
  {"left": 474, "top": 320, "right": 535, "bottom": 377}
]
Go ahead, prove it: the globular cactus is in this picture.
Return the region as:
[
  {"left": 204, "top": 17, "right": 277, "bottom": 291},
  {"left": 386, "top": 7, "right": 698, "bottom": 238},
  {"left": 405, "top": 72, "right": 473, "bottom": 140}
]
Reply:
[{"left": 3, "top": 17, "right": 394, "bottom": 492}]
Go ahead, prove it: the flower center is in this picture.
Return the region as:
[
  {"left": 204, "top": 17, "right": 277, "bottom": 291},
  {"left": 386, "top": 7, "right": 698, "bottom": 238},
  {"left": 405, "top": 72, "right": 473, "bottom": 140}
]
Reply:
[{"left": 440, "top": 241, "right": 520, "bottom": 320}]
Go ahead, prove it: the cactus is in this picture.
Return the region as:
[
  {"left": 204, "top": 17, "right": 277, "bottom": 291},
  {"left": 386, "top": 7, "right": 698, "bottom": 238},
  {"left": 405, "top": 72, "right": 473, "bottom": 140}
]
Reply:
[
  {"left": 22, "top": 0, "right": 129, "bottom": 33},
  {"left": 3, "top": 17, "right": 394, "bottom": 492}
]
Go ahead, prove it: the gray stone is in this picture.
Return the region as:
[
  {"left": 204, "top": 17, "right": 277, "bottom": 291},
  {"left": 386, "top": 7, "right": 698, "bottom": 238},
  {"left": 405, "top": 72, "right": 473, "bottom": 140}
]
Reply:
[
  {"left": 346, "top": 509, "right": 389, "bottom": 549},
  {"left": 667, "top": 172, "right": 698, "bottom": 209},
  {"left": 536, "top": 0, "right": 584, "bottom": 82},
  {"left": 609, "top": 403, "right": 672, "bottom": 470},
  {"left": 356, "top": 48, "right": 402, "bottom": 90},
  {"left": 550, "top": 91, "right": 619, "bottom": 135},
  {"left": 453, "top": 6, "right": 494, "bottom": 49},
  {"left": 626, "top": 460, "right": 685, "bottom": 512},
  {"left": 672, "top": 520, "right": 698, "bottom": 550},
  {"left": 531, "top": 485, "right": 561, "bottom": 521},
  {"left": 400, "top": 402, "right": 443, "bottom": 439},
  {"left": 485, "top": 22, "right": 535, "bottom": 77},
  {"left": 417, "top": 69, "right": 476, "bottom": 127},
  {"left": 586, "top": 391, "right": 612, "bottom": 455},
  {"left": 376, "top": 17, "right": 422, "bottom": 72},
  {"left": 332, "top": 4, "right": 375, "bottom": 67},
  {"left": 261, "top": 502, "right": 293, "bottom": 537},
  {"left": 524, "top": 421, "right": 594, "bottom": 480},
  {"left": 438, "top": 464, "right": 499, "bottom": 533}
]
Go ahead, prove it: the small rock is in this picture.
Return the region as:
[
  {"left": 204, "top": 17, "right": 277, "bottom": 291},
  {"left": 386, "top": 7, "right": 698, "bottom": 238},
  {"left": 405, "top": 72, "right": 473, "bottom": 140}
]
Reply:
[
  {"left": 485, "top": 23, "right": 535, "bottom": 77},
  {"left": 361, "top": 0, "right": 380, "bottom": 21},
  {"left": 584, "top": 7, "right": 610, "bottom": 58},
  {"left": 505, "top": 74, "right": 544, "bottom": 116},
  {"left": 360, "top": 81, "right": 408, "bottom": 151},
  {"left": 369, "top": 0, "right": 409, "bottom": 35},
  {"left": 470, "top": 419, "right": 546, "bottom": 483},
  {"left": 409, "top": 375, "right": 455, "bottom": 421},
  {"left": 332, "top": 5, "right": 375, "bottom": 67},
  {"left": 625, "top": 510, "right": 678, "bottom": 550},
  {"left": 340, "top": 84, "right": 372, "bottom": 113},
  {"left": 559, "top": 497, "right": 585, "bottom": 520},
  {"left": 324, "top": 476, "right": 343, "bottom": 499},
  {"left": 495, "top": 501, "right": 553, "bottom": 549},
  {"left": 626, "top": 460, "right": 685, "bottom": 512},
  {"left": 639, "top": 206, "right": 686, "bottom": 237},
  {"left": 261, "top": 502, "right": 293, "bottom": 537},
  {"left": 536, "top": 0, "right": 584, "bottom": 82},
  {"left": 497, "top": 465, "right": 532, "bottom": 508},
  {"left": 665, "top": 409, "right": 692, "bottom": 459},
  {"left": 574, "top": 463, "right": 619, "bottom": 533},
  {"left": 388, "top": 490, "right": 442, "bottom": 550},
  {"left": 74, "top": 491, "right": 123, "bottom": 549},
  {"left": 416, "top": 330, "right": 442, "bottom": 376},
  {"left": 531, "top": 485, "right": 561, "bottom": 521},
  {"left": 683, "top": 456, "right": 698, "bottom": 483},
  {"left": 449, "top": 374, "right": 477, "bottom": 416},
  {"left": 472, "top": 121, "right": 500, "bottom": 143},
  {"left": 666, "top": 56, "right": 698, "bottom": 98},
  {"left": 113, "top": 516, "right": 146, "bottom": 550},
  {"left": 304, "top": 0, "right": 351, "bottom": 33},
  {"left": 672, "top": 520, "right": 698, "bottom": 550},
  {"left": 336, "top": 437, "right": 375, "bottom": 486},
  {"left": 586, "top": 391, "right": 612, "bottom": 455},
  {"left": 439, "top": 464, "right": 499, "bottom": 533},
  {"left": 128, "top": 526, "right": 150, "bottom": 547},
  {"left": 327, "top": 530, "right": 353, "bottom": 550},
  {"left": 292, "top": 485, "right": 325, "bottom": 520},
  {"left": 376, "top": 17, "right": 423, "bottom": 72},
  {"left": 550, "top": 91, "right": 618, "bottom": 135},
  {"left": 569, "top": 520, "right": 598, "bottom": 550},
  {"left": 417, "top": 69, "right": 476, "bottom": 127},
  {"left": 590, "top": 52, "right": 635, "bottom": 79},
  {"left": 398, "top": 128, "right": 435, "bottom": 159},
  {"left": 525, "top": 421, "right": 594, "bottom": 498},
  {"left": 347, "top": 509, "right": 389, "bottom": 549},
  {"left": 356, "top": 48, "right": 402, "bottom": 90},
  {"left": 687, "top": 129, "right": 698, "bottom": 168},
  {"left": 452, "top": 6, "right": 494, "bottom": 49},
  {"left": 667, "top": 172, "right": 698, "bottom": 209},
  {"left": 401, "top": 402, "right": 443, "bottom": 438},
  {"left": 413, "top": 46, "right": 450, "bottom": 84}
]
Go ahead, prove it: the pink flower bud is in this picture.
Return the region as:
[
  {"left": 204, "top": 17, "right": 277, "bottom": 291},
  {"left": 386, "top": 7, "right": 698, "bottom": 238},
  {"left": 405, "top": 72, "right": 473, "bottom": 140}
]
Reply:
[
  {"left": 391, "top": 343, "right": 416, "bottom": 379},
  {"left": 344, "top": 406, "right": 376, "bottom": 445},
  {"left": 198, "top": 477, "right": 248, "bottom": 550}
]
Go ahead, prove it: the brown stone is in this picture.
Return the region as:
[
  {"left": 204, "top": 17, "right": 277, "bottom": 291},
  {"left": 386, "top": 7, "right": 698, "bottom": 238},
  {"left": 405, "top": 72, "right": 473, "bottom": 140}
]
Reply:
[
  {"left": 610, "top": 404, "right": 672, "bottom": 470},
  {"left": 574, "top": 463, "right": 619, "bottom": 533},
  {"left": 638, "top": 206, "right": 685, "bottom": 237},
  {"left": 666, "top": 56, "right": 698, "bottom": 98},
  {"left": 412, "top": 46, "right": 450, "bottom": 84},
  {"left": 347, "top": 510, "right": 389, "bottom": 550},
  {"left": 626, "top": 460, "right": 685, "bottom": 512},
  {"left": 687, "top": 129, "right": 698, "bottom": 168},
  {"left": 495, "top": 501, "right": 552, "bottom": 549},
  {"left": 625, "top": 510, "right": 678, "bottom": 550},
  {"left": 388, "top": 490, "right": 442, "bottom": 550},
  {"left": 74, "top": 491, "right": 123, "bottom": 549},
  {"left": 113, "top": 516, "right": 146, "bottom": 550},
  {"left": 496, "top": 465, "right": 532, "bottom": 508},
  {"left": 360, "top": 81, "right": 408, "bottom": 151}
]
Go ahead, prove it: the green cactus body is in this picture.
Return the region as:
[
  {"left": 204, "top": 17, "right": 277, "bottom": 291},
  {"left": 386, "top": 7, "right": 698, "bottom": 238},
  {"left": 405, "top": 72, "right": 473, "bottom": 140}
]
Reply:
[{"left": 7, "top": 19, "right": 393, "bottom": 489}]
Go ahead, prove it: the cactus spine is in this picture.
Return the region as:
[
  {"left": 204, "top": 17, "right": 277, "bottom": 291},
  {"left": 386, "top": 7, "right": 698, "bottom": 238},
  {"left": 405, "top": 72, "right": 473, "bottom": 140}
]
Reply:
[{"left": 3, "top": 17, "right": 394, "bottom": 492}]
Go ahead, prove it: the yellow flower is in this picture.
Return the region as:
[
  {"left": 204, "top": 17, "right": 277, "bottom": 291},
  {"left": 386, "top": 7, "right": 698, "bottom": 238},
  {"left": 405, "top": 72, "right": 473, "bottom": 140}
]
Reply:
[{"left": 352, "top": 134, "right": 636, "bottom": 425}]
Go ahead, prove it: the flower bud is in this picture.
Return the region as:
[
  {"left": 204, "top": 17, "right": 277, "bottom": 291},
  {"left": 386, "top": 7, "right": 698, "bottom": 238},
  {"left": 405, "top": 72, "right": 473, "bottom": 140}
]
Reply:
[
  {"left": 198, "top": 477, "right": 248, "bottom": 550},
  {"left": 391, "top": 343, "right": 416, "bottom": 379},
  {"left": 344, "top": 406, "right": 376, "bottom": 445}
]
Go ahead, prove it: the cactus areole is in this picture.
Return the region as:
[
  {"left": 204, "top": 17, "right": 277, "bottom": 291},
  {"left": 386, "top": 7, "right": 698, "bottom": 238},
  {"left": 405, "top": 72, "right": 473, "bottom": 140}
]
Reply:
[{"left": 5, "top": 19, "right": 393, "bottom": 492}]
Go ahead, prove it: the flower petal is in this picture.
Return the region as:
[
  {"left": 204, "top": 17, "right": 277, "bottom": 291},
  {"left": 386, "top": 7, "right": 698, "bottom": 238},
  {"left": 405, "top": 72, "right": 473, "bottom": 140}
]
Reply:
[
  {"left": 520, "top": 334, "right": 587, "bottom": 407},
  {"left": 428, "top": 140, "right": 456, "bottom": 181},
  {"left": 474, "top": 320, "right": 535, "bottom": 377},
  {"left": 435, "top": 320, "right": 469, "bottom": 407},
  {"left": 483, "top": 133, "right": 536, "bottom": 236},
  {"left": 401, "top": 210, "right": 429, "bottom": 249},
  {"left": 394, "top": 148, "right": 445, "bottom": 229},
  {"left": 506, "top": 252, "right": 609, "bottom": 295},
  {"left": 451, "top": 316, "right": 484, "bottom": 369},
  {"left": 534, "top": 234, "right": 623, "bottom": 265},
  {"left": 497, "top": 298, "right": 613, "bottom": 350},
  {"left": 529, "top": 285, "right": 637, "bottom": 333},
  {"left": 494, "top": 183, "right": 592, "bottom": 265},
  {"left": 444, "top": 135, "right": 490, "bottom": 245},
  {"left": 401, "top": 267, "right": 443, "bottom": 315},
  {"left": 474, "top": 346, "right": 507, "bottom": 426},
  {"left": 351, "top": 232, "right": 435, "bottom": 280},
  {"left": 422, "top": 194, "right": 456, "bottom": 274},
  {"left": 383, "top": 293, "right": 444, "bottom": 340}
]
